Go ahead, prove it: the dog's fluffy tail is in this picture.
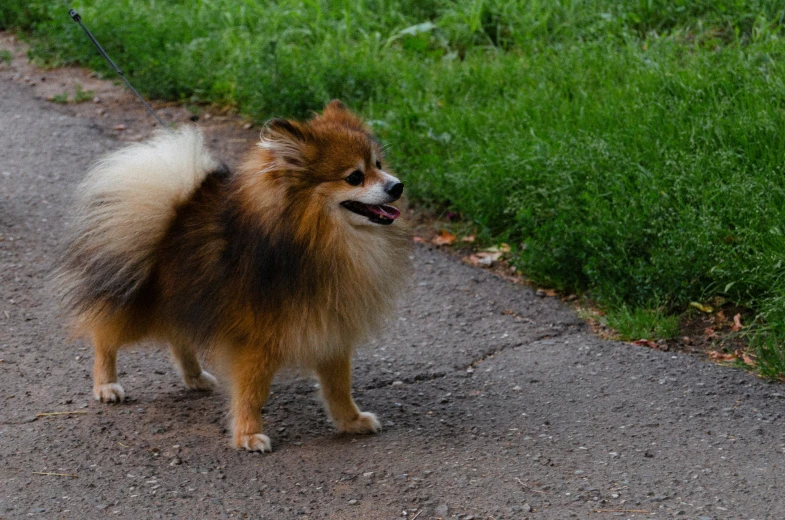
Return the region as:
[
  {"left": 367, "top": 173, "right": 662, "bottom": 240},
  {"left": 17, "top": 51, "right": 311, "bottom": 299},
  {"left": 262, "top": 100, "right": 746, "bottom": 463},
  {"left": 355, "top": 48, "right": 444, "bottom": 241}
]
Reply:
[{"left": 56, "top": 126, "right": 218, "bottom": 321}]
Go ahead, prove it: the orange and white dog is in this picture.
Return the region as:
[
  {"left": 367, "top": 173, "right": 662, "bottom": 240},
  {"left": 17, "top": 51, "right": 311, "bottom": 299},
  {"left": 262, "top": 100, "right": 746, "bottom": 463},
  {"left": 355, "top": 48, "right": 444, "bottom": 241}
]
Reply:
[{"left": 56, "top": 101, "right": 410, "bottom": 452}]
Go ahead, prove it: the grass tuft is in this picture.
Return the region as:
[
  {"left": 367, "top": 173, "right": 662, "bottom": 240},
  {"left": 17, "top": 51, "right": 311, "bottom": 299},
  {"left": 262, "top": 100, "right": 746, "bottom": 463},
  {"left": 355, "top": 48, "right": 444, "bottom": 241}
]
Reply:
[{"left": 605, "top": 306, "right": 680, "bottom": 341}]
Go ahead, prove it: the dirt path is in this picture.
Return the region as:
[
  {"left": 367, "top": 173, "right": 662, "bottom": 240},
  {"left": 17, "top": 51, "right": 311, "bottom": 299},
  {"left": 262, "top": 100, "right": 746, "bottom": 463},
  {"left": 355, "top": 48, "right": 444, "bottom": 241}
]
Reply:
[{"left": 1, "top": 58, "right": 785, "bottom": 520}]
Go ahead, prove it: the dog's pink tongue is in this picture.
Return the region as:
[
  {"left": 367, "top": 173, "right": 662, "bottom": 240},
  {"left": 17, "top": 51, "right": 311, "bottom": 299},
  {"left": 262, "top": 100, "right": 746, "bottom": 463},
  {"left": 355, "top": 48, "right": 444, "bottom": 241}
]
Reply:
[{"left": 369, "top": 204, "right": 400, "bottom": 220}]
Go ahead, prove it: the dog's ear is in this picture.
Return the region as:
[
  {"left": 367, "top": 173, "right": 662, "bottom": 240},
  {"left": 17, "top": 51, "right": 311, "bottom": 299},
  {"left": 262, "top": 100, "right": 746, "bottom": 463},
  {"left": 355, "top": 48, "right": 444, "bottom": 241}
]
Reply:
[
  {"left": 324, "top": 99, "right": 347, "bottom": 114},
  {"left": 320, "top": 99, "right": 365, "bottom": 130},
  {"left": 259, "top": 118, "right": 309, "bottom": 169}
]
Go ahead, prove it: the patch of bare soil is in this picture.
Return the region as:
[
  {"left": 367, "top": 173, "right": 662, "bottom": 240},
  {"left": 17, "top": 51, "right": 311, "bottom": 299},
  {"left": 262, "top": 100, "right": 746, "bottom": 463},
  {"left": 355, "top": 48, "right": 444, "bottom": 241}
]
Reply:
[{"left": 1, "top": 33, "right": 258, "bottom": 165}]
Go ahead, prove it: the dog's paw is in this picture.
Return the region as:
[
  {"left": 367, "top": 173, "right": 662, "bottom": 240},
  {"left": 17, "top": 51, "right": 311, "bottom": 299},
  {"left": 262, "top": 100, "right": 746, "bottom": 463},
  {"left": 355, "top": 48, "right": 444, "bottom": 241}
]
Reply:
[
  {"left": 235, "top": 433, "right": 272, "bottom": 453},
  {"left": 337, "top": 411, "right": 381, "bottom": 434},
  {"left": 184, "top": 370, "right": 217, "bottom": 392},
  {"left": 93, "top": 383, "right": 125, "bottom": 403}
]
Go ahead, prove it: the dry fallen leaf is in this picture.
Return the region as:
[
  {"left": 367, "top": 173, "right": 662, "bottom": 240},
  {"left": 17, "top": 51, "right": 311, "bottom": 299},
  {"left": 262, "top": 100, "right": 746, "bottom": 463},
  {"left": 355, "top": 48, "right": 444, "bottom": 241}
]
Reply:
[
  {"left": 632, "top": 339, "right": 657, "bottom": 349},
  {"left": 464, "top": 254, "right": 481, "bottom": 267},
  {"left": 480, "top": 251, "right": 502, "bottom": 262},
  {"left": 731, "top": 313, "right": 743, "bottom": 332},
  {"left": 413, "top": 236, "right": 426, "bottom": 243},
  {"left": 461, "top": 235, "right": 476, "bottom": 243},
  {"left": 466, "top": 254, "right": 494, "bottom": 267},
  {"left": 733, "top": 349, "right": 756, "bottom": 367},
  {"left": 480, "top": 243, "right": 511, "bottom": 254},
  {"left": 703, "top": 327, "right": 717, "bottom": 338},
  {"left": 690, "top": 301, "right": 713, "bottom": 313},
  {"left": 708, "top": 351, "right": 736, "bottom": 362},
  {"left": 432, "top": 229, "right": 456, "bottom": 246}
]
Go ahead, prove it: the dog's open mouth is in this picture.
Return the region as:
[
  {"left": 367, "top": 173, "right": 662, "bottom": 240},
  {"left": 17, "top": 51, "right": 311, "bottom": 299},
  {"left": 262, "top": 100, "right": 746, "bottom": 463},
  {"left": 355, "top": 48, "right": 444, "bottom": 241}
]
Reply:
[{"left": 340, "top": 201, "right": 401, "bottom": 225}]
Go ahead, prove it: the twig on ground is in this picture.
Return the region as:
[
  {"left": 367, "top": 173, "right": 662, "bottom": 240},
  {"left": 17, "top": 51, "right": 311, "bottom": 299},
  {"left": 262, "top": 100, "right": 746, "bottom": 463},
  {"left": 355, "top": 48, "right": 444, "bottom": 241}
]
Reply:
[
  {"left": 33, "top": 472, "right": 78, "bottom": 478},
  {"left": 410, "top": 509, "right": 423, "bottom": 520},
  {"left": 516, "top": 477, "right": 548, "bottom": 494},
  {"left": 36, "top": 411, "right": 88, "bottom": 417},
  {"left": 592, "top": 509, "right": 650, "bottom": 514}
]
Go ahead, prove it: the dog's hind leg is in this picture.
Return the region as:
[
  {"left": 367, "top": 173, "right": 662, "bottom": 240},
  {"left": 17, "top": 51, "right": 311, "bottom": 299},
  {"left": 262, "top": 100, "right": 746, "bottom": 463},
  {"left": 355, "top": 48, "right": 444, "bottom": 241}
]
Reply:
[
  {"left": 316, "top": 354, "right": 381, "bottom": 434},
  {"left": 169, "top": 341, "right": 217, "bottom": 391},
  {"left": 92, "top": 327, "right": 126, "bottom": 403}
]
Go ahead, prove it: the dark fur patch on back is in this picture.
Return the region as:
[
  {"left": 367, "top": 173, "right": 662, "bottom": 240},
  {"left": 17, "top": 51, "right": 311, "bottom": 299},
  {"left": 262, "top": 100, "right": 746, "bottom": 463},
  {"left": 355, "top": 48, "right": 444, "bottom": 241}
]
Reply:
[
  {"left": 158, "top": 202, "right": 320, "bottom": 342},
  {"left": 210, "top": 162, "right": 232, "bottom": 180},
  {"left": 58, "top": 163, "right": 236, "bottom": 320}
]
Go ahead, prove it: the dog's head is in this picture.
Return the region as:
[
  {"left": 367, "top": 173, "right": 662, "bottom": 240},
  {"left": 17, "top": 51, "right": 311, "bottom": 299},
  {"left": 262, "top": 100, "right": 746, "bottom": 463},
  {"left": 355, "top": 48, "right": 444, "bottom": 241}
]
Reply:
[{"left": 250, "top": 100, "right": 403, "bottom": 228}]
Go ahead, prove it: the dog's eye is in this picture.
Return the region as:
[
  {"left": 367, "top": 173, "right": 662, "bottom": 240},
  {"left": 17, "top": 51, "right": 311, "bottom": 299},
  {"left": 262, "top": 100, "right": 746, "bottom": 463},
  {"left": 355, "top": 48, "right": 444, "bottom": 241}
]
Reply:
[
  {"left": 345, "top": 170, "right": 364, "bottom": 186},
  {"left": 375, "top": 160, "right": 382, "bottom": 169}
]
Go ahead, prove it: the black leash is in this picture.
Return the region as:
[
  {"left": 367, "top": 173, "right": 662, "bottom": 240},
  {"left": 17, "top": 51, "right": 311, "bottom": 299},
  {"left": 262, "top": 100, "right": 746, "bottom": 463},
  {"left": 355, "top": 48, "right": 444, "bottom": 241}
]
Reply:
[{"left": 67, "top": 7, "right": 169, "bottom": 130}]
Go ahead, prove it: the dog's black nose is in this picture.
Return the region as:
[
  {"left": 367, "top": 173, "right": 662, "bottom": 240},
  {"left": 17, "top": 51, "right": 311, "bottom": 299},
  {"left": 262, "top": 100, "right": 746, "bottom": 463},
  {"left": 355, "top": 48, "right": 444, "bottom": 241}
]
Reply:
[{"left": 386, "top": 182, "right": 404, "bottom": 200}]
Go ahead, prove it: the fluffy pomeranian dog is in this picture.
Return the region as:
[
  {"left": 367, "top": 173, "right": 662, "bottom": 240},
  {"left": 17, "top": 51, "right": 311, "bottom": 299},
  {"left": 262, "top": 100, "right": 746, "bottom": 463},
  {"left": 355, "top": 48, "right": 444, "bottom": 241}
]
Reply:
[{"left": 56, "top": 101, "right": 410, "bottom": 452}]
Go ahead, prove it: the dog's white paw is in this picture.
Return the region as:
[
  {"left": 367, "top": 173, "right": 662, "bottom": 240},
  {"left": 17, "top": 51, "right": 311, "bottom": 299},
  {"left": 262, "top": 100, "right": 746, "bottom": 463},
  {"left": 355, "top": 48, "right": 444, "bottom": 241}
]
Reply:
[
  {"left": 236, "top": 433, "right": 272, "bottom": 453},
  {"left": 93, "top": 383, "right": 125, "bottom": 403},
  {"left": 184, "top": 370, "right": 217, "bottom": 392},
  {"left": 337, "top": 411, "right": 381, "bottom": 434}
]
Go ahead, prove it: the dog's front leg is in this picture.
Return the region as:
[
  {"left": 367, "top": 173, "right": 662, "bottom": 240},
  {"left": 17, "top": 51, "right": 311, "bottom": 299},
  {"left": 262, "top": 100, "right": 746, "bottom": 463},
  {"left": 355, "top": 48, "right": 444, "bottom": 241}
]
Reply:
[
  {"left": 228, "top": 346, "right": 280, "bottom": 452},
  {"left": 316, "top": 354, "right": 381, "bottom": 434}
]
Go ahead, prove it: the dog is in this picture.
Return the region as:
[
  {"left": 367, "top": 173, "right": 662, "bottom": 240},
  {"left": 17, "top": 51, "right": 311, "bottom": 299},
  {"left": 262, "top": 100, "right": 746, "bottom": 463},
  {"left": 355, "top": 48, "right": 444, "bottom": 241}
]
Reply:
[{"left": 55, "top": 100, "right": 410, "bottom": 452}]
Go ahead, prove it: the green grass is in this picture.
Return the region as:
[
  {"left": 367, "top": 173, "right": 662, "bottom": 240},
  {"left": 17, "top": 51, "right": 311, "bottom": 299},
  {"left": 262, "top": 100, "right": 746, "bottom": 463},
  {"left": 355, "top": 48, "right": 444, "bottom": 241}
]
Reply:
[
  {"left": 50, "top": 83, "right": 93, "bottom": 104},
  {"left": 605, "top": 306, "right": 680, "bottom": 341},
  {"left": 4, "top": 1, "right": 785, "bottom": 373},
  {"left": 72, "top": 83, "right": 94, "bottom": 102},
  {"left": 50, "top": 90, "right": 68, "bottom": 104}
]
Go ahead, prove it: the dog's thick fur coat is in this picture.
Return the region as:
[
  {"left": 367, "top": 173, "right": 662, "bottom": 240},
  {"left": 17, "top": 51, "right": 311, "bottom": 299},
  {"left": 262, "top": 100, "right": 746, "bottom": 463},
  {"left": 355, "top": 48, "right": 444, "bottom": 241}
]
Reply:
[{"left": 56, "top": 102, "right": 410, "bottom": 451}]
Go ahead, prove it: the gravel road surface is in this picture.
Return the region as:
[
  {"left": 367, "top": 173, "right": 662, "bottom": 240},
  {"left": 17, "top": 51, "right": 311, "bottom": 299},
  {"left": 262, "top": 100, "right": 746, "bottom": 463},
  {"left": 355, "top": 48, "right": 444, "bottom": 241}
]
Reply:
[{"left": 1, "top": 76, "right": 784, "bottom": 520}]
